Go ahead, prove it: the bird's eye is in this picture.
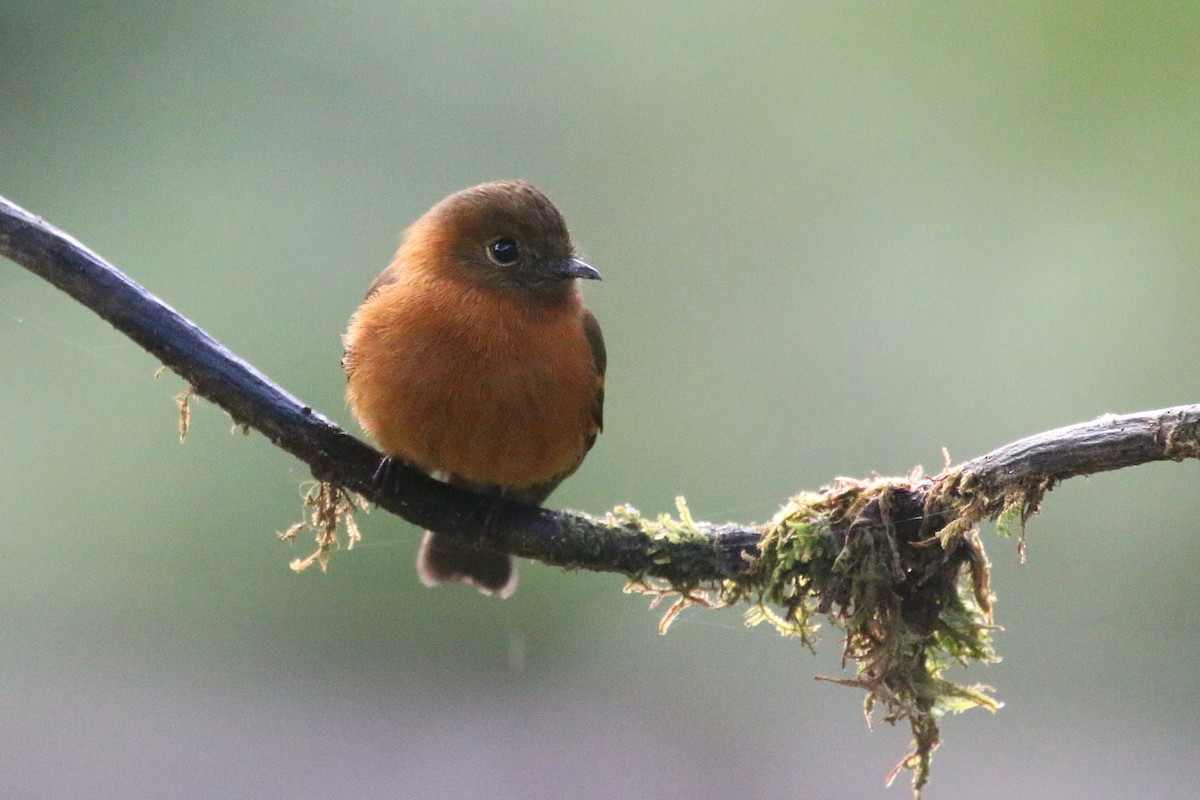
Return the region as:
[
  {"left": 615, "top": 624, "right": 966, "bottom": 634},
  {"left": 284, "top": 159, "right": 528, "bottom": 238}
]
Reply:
[{"left": 486, "top": 237, "right": 520, "bottom": 266}]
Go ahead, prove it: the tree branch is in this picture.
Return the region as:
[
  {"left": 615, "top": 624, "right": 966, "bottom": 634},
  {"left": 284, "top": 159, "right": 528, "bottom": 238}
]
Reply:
[
  {"left": 960, "top": 406, "right": 1200, "bottom": 492},
  {"left": 3, "top": 193, "right": 1195, "bottom": 573},
  {"left": 0, "top": 194, "right": 762, "bottom": 582},
  {"left": 5, "top": 192, "right": 1199, "bottom": 797}
]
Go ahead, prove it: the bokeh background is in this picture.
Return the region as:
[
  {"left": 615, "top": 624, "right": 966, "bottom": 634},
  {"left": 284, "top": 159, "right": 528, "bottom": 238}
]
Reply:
[{"left": 2, "top": 3, "right": 1198, "bottom": 798}]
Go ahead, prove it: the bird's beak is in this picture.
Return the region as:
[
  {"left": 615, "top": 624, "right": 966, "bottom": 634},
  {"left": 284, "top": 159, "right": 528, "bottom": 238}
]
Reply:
[{"left": 555, "top": 257, "right": 602, "bottom": 281}]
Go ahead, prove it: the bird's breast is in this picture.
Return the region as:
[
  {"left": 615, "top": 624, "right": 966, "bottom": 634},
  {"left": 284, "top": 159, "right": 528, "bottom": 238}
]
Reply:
[{"left": 345, "top": 276, "right": 598, "bottom": 488}]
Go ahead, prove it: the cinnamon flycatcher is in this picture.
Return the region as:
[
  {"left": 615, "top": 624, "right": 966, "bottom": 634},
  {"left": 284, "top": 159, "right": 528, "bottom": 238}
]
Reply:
[{"left": 343, "top": 181, "right": 605, "bottom": 597}]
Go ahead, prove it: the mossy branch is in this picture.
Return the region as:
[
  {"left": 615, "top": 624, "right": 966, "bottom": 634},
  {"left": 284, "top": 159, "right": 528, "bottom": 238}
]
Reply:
[{"left": 4, "top": 192, "right": 1199, "bottom": 798}]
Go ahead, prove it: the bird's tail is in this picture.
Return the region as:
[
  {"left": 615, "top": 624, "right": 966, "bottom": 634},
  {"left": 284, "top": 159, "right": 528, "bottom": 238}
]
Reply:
[{"left": 416, "top": 531, "right": 517, "bottom": 598}]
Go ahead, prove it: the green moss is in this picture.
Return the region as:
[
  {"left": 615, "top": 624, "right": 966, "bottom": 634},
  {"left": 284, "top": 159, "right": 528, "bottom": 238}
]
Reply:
[
  {"left": 625, "top": 475, "right": 1010, "bottom": 799},
  {"left": 607, "top": 497, "right": 727, "bottom": 593}
]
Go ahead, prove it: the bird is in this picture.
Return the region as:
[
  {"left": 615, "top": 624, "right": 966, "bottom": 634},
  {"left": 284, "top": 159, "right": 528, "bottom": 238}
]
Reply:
[{"left": 342, "top": 181, "right": 605, "bottom": 598}]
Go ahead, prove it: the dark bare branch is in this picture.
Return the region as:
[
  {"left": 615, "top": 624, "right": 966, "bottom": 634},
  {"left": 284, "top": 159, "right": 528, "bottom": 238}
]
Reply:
[{"left": 1, "top": 192, "right": 1197, "bottom": 580}]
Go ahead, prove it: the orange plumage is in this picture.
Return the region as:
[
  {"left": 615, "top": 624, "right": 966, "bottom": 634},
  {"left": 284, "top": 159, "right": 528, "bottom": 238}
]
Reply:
[{"left": 343, "top": 181, "right": 605, "bottom": 597}]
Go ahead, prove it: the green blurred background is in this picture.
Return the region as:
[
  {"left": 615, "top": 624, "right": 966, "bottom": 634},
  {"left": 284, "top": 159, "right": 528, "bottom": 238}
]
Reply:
[{"left": 2, "top": 2, "right": 1198, "bottom": 798}]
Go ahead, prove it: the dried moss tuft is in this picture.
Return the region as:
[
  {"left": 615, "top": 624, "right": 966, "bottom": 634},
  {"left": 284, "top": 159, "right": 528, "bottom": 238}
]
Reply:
[{"left": 280, "top": 481, "right": 368, "bottom": 572}]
